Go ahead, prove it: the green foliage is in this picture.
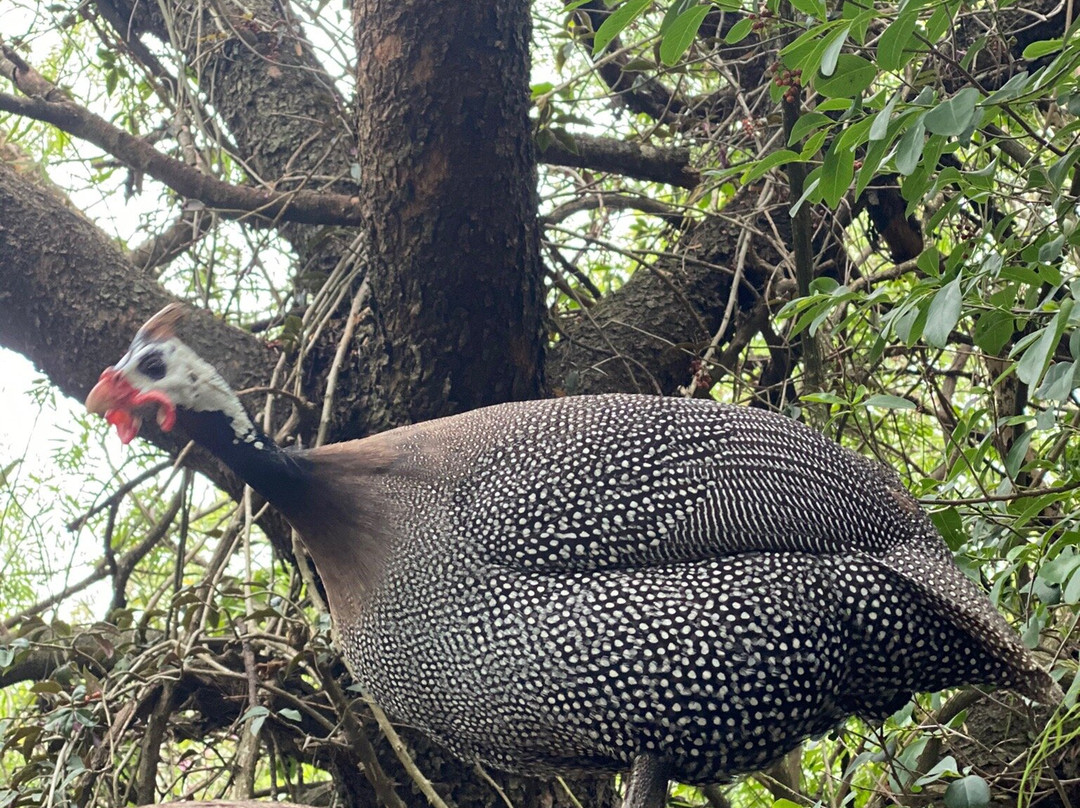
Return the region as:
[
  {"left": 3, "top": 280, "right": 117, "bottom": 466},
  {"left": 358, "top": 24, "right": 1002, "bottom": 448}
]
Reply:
[{"left": 945, "top": 774, "right": 991, "bottom": 808}]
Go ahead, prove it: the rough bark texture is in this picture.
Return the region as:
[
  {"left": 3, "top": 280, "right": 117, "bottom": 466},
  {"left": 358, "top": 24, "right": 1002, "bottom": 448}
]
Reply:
[
  {"left": 547, "top": 202, "right": 810, "bottom": 397},
  {"left": 540, "top": 133, "right": 700, "bottom": 188},
  {"left": 96, "top": 0, "right": 352, "bottom": 193},
  {"left": 352, "top": 0, "right": 546, "bottom": 424}
]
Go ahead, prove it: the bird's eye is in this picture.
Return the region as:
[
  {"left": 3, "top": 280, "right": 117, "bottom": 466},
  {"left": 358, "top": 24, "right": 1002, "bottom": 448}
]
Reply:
[{"left": 137, "top": 351, "right": 167, "bottom": 380}]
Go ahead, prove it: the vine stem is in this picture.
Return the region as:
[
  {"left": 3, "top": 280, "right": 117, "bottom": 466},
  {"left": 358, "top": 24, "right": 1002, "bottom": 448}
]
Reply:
[{"left": 777, "top": 0, "right": 824, "bottom": 407}]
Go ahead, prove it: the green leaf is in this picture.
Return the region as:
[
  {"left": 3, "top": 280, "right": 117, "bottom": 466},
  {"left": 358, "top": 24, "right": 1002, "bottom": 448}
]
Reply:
[
  {"left": 1039, "top": 234, "right": 1065, "bottom": 263},
  {"left": 817, "top": 97, "right": 856, "bottom": 113},
  {"left": 814, "top": 53, "right": 876, "bottom": 98},
  {"left": 660, "top": 5, "right": 711, "bottom": 65},
  {"left": 1022, "top": 612, "right": 1044, "bottom": 648},
  {"left": 802, "top": 391, "right": 849, "bottom": 406},
  {"left": 800, "top": 128, "right": 829, "bottom": 159},
  {"left": 1015, "top": 304, "right": 1072, "bottom": 386},
  {"left": 923, "top": 87, "right": 980, "bottom": 136},
  {"left": 1004, "top": 430, "right": 1033, "bottom": 479},
  {"left": 931, "top": 507, "right": 965, "bottom": 550},
  {"left": 869, "top": 91, "right": 900, "bottom": 141},
  {"left": 659, "top": 0, "right": 696, "bottom": 33},
  {"left": 278, "top": 708, "right": 303, "bottom": 722},
  {"left": 983, "top": 70, "right": 1033, "bottom": 105},
  {"left": 0, "top": 459, "right": 20, "bottom": 489},
  {"left": 819, "top": 24, "right": 851, "bottom": 76},
  {"left": 788, "top": 112, "right": 833, "bottom": 145},
  {"left": 923, "top": 276, "right": 963, "bottom": 347},
  {"left": 742, "top": 149, "right": 803, "bottom": 183},
  {"left": 1040, "top": 549, "right": 1080, "bottom": 585},
  {"left": 893, "top": 301, "right": 928, "bottom": 345},
  {"left": 725, "top": 17, "right": 754, "bottom": 44},
  {"left": 1064, "top": 569, "right": 1080, "bottom": 605},
  {"left": 916, "top": 755, "right": 959, "bottom": 786},
  {"left": 864, "top": 394, "right": 916, "bottom": 409},
  {"left": 781, "top": 21, "right": 849, "bottom": 74},
  {"left": 895, "top": 116, "right": 926, "bottom": 175},
  {"left": 924, "top": 0, "right": 959, "bottom": 43},
  {"left": 820, "top": 139, "right": 855, "bottom": 207},
  {"left": 1036, "top": 360, "right": 1077, "bottom": 401},
  {"left": 917, "top": 246, "right": 940, "bottom": 274},
  {"left": 878, "top": 10, "right": 920, "bottom": 70},
  {"left": 241, "top": 705, "right": 270, "bottom": 737},
  {"left": 833, "top": 115, "right": 874, "bottom": 153},
  {"left": 790, "top": 172, "right": 822, "bottom": 215},
  {"left": 1048, "top": 148, "right": 1080, "bottom": 189},
  {"left": 592, "top": 0, "right": 652, "bottom": 55},
  {"left": 972, "top": 308, "right": 1014, "bottom": 355},
  {"left": 846, "top": 7, "right": 874, "bottom": 44},
  {"left": 1033, "top": 577, "right": 1061, "bottom": 605},
  {"left": 789, "top": 0, "right": 827, "bottom": 19},
  {"left": 1022, "top": 39, "right": 1063, "bottom": 60},
  {"left": 944, "top": 775, "right": 990, "bottom": 808}
]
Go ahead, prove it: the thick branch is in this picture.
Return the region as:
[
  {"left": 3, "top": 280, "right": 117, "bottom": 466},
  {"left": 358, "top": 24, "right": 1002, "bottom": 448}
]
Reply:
[
  {"left": 539, "top": 133, "right": 700, "bottom": 189},
  {"left": 0, "top": 91, "right": 362, "bottom": 226},
  {"left": 546, "top": 215, "right": 751, "bottom": 396},
  {"left": 129, "top": 211, "right": 217, "bottom": 273}
]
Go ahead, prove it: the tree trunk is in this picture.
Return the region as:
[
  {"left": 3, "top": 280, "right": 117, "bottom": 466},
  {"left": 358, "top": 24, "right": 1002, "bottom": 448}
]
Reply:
[{"left": 352, "top": 0, "right": 546, "bottom": 425}]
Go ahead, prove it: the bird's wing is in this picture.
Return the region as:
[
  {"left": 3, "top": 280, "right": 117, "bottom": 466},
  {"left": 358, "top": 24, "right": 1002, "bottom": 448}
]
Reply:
[{"left": 391, "top": 393, "right": 942, "bottom": 570}]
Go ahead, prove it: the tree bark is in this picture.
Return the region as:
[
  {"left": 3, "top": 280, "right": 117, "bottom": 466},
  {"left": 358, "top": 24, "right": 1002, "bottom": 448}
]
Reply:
[{"left": 352, "top": 0, "right": 546, "bottom": 424}]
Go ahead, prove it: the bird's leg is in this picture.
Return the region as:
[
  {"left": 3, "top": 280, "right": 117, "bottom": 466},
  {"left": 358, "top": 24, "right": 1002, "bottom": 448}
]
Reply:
[{"left": 622, "top": 754, "right": 671, "bottom": 808}]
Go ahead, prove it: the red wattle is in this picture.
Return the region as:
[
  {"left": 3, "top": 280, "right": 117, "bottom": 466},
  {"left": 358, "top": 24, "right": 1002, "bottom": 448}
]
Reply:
[
  {"left": 106, "top": 409, "right": 142, "bottom": 445},
  {"left": 132, "top": 390, "right": 177, "bottom": 432},
  {"left": 86, "top": 368, "right": 176, "bottom": 442}
]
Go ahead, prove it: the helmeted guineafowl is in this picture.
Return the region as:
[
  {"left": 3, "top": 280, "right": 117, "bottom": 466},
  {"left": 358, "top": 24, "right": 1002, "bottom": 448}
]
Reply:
[{"left": 86, "top": 303, "right": 1060, "bottom": 808}]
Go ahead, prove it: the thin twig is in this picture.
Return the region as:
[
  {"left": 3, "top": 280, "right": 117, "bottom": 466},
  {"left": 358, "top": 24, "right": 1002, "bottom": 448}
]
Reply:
[
  {"left": 67, "top": 460, "right": 173, "bottom": 531},
  {"left": 316, "top": 280, "right": 369, "bottom": 447},
  {"left": 317, "top": 668, "right": 410, "bottom": 808},
  {"left": 365, "top": 699, "right": 456, "bottom": 808}
]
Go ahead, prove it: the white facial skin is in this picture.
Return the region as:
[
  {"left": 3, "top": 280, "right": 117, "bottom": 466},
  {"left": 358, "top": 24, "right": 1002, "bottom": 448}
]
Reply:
[{"left": 107, "top": 335, "right": 258, "bottom": 442}]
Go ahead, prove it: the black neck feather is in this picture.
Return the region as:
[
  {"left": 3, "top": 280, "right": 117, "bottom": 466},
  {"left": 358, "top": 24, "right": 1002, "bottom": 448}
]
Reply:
[{"left": 175, "top": 407, "right": 312, "bottom": 515}]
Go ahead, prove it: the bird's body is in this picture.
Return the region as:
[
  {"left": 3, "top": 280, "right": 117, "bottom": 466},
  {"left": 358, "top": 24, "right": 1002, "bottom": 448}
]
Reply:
[
  {"left": 85, "top": 305, "right": 1059, "bottom": 802},
  {"left": 291, "top": 396, "right": 1049, "bottom": 782}
]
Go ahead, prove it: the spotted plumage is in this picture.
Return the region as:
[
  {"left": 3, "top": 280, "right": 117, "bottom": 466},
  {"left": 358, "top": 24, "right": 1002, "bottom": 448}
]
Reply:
[
  {"left": 327, "top": 395, "right": 1055, "bottom": 782},
  {"left": 86, "top": 306, "right": 1059, "bottom": 801}
]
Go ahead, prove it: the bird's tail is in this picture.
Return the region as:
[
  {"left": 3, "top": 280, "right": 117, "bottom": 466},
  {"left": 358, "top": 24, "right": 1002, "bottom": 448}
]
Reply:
[{"left": 887, "top": 542, "right": 1063, "bottom": 707}]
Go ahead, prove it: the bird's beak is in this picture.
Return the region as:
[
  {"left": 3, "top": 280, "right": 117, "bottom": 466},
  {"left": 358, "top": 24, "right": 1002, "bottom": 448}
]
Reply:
[{"left": 85, "top": 368, "right": 125, "bottom": 416}]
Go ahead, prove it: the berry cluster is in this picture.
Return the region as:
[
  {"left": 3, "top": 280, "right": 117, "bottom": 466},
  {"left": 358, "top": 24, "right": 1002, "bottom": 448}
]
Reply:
[
  {"left": 689, "top": 358, "right": 713, "bottom": 389},
  {"left": 773, "top": 65, "right": 802, "bottom": 103},
  {"left": 748, "top": 9, "right": 775, "bottom": 31},
  {"left": 956, "top": 221, "right": 979, "bottom": 242},
  {"left": 956, "top": 221, "right": 979, "bottom": 257}
]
